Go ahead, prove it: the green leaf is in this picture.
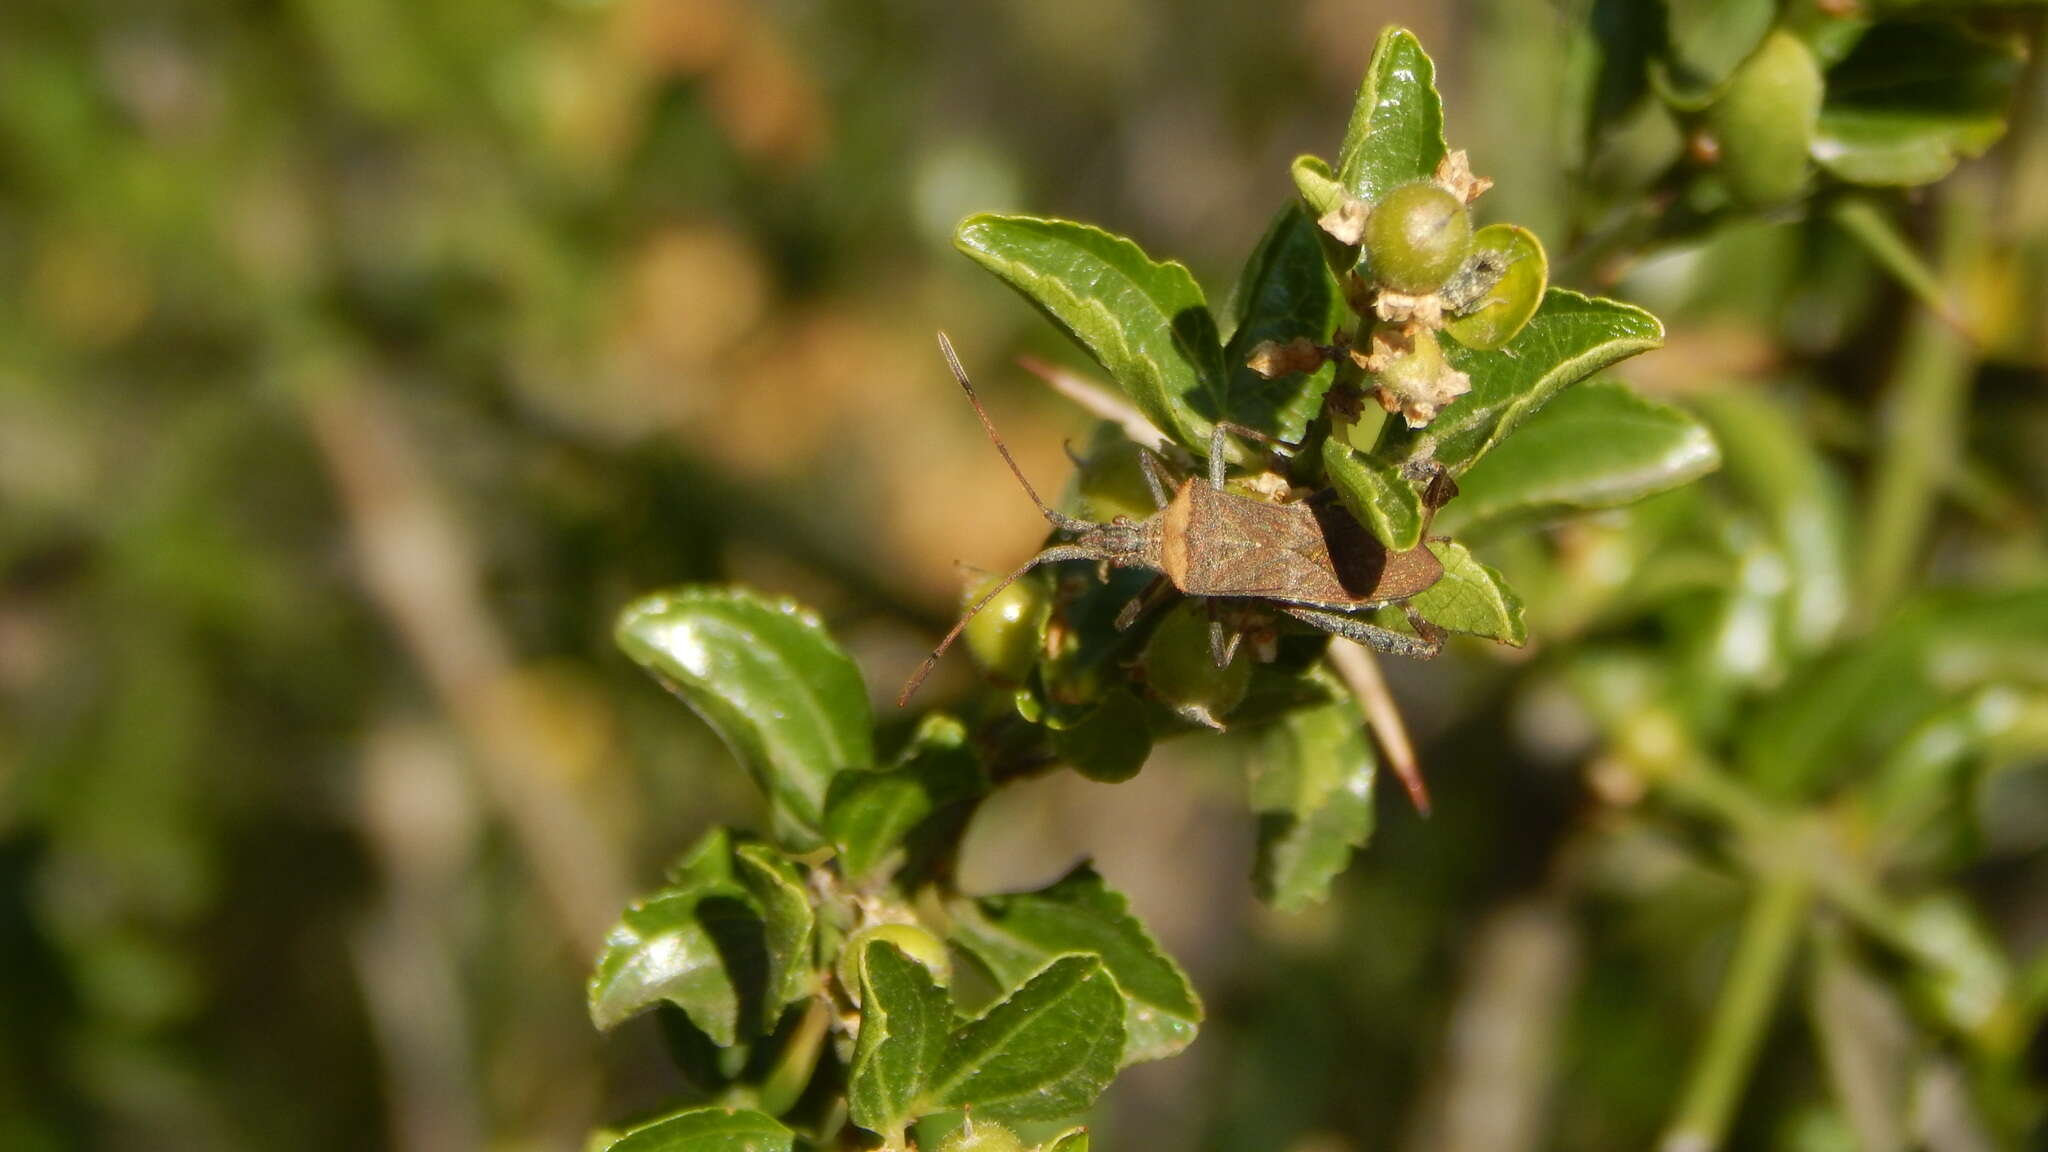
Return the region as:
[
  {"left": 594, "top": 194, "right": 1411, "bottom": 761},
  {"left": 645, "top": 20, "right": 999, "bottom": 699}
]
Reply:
[
  {"left": 1897, "top": 895, "right": 2013, "bottom": 1045},
  {"left": 733, "top": 843, "right": 816, "bottom": 1012},
  {"left": 1438, "top": 380, "right": 1721, "bottom": 535},
  {"left": 850, "top": 942, "right": 953, "bottom": 1138},
  {"left": 1407, "top": 540, "right": 1525, "bottom": 645},
  {"left": 1813, "top": 21, "right": 2023, "bottom": 186},
  {"left": 1865, "top": 687, "right": 2048, "bottom": 867},
  {"left": 666, "top": 826, "right": 739, "bottom": 888},
  {"left": 1737, "top": 588, "right": 2048, "bottom": 799},
  {"left": 599, "top": 1107, "right": 794, "bottom": 1152},
  {"left": 1249, "top": 670, "right": 1376, "bottom": 911},
  {"left": 1335, "top": 27, "right": 1447, "bottom": 204},
  {"left": 1290, "top": 153, "right": 1345, "bottom": 220},
  {"left": 826, "top": 714, "right": 989, "bottom": 881},
  {"left": 589, "top": 881, "right": 757, "bottom": 1044},
  {"left": 1222, "top": 205, "right": 1348, "bottom": 442},
  {"left": 926, "top": 955, "right": 1125, "bottom": 1122},
  {"left": 1041, "top": 1131, "right": 1091, "bottom": 1152},
  {"left": 956, "top": 214, "right": 1227, "bottom": 451},
  {"left": 1321, "top": 438, "right": 1424, "bottom": 551},
  {"left": 1443, "top": 224, "right": 1548, "bottom": 352},
  {"left": 1689, "top": 390, "right": 1851, "bottom": 655},
  {"left": 949, "top": 865, "right": 1201, "bottom": 1066},
  {"left": 617, "top": 587, "right": 873, "bottom": 850},
  {"left": 1377, "top": 288, "right": 1664, "bottom": 474}
]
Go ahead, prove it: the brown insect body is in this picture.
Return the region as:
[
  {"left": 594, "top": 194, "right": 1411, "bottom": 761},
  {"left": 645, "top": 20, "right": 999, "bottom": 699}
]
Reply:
[
  {"left": 1154, "top": 480, "right": 1442, "bottom": 607},
  {"left": 901, "top": 332, "right": 1449, "bottom": 715}
]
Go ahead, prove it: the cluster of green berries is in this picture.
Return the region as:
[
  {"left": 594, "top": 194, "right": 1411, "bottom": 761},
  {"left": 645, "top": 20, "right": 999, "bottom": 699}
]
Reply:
[{"left": 1256, "top": 149, "right": 1549, "bottom": 429}]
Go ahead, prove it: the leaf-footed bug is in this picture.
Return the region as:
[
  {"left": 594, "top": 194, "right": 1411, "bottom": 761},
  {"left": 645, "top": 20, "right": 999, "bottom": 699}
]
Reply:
[{"left": 900, "top": 335, "right": 1454, "bottom": 752}]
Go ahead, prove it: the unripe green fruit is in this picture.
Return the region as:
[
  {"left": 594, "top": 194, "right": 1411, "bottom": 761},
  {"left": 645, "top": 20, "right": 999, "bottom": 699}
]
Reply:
[
  {"left": 1364, "top": 180, "right": 1472, "bottom": 293},
  {"left": 835, "top": 923, "right": 951, "bottom": 1006},
  {"left": 937, "top": 1119, "right": 1031, "bottom": 1152},
  {"left": 1706, "top": 30, "right": 1821, "bottom": 206},
  {"left": 1070, "top": 433, "right": 1157, "bottom": 524},
  {"left": 1053, "top": 687, "right": 1151, "bottom": 783},
  {"left": 1144, "top": 601, "right": 1250, "bottom": 729},
  {"left": 962, "top": 571, "right": 1051, "bottom": 683}
]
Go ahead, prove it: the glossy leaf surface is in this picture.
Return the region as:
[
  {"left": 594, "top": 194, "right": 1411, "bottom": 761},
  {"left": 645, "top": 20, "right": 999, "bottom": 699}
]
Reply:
[
  {"left": 956, "top": 214, "right": 1227, "bottom": 451},
  {"left": 617, "top": 588, "right": 873, "bottom": 849},
  {"left": 601, "top": 1107, "right": 794, "bottom": 1152},
  {"left": 1378, "top": 289, "right": 1664, "bottom": 475},
  {"left": 1223, "top": 205, "right": 1348, "bottom": 442},
  {"left": 950, "top": 865, "right": 1201, "bottom": 1065},
  {"left": 1249, "top": 673, "right": 1377, "bottom": 911},
  {"left": 1335, "top": 27, "right": 1447, "bottom": 204},
  {"left": 850, "top": 941, "right": 952, "bottom": 1138},
  {"left": 826, "top": 715, "right": 988, "bottom": 881},
  {"left": 1440, "top": 380, "right": 1720, "bottom": 534},
  {"left": 1813, "top": 22, "right": 2022, "bottom": 186},
  {"left": 1407, "top": 540, "right": 1526, "bottom": 645},
  {"left": 927, "top": 955, "right": 1125, "bottom": 1122},
  {"left": 589, "top": 882, "right": 754, "bottom": 1044},
  {"left": 734, "top": 843, "right": 816, "bottom": 1012},
  {"left": 1321, "top": 437, "right": 1424, "bottom": 552}
]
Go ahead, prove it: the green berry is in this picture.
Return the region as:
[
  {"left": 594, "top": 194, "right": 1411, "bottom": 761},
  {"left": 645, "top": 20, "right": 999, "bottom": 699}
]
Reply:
[
  {"left": 1143, "top": 601, "right": 1250, "bottom": 729},
  {"left": 962, "top": 570, "right": 1052, "bottom": 683},
  {"left": 937, "top": 1119, "right": 1031, "bottom": 1152},
  {"left": 835, "top": 922, "right": 951, "bottom": 1006},
  {"left": 1053, "top": 687, "right": 1152, "bottom": 783},
  {"left": 1706, "top": 30, "right": 1822, "bottom": 206},
  {"left": 1071, "top": 430, "right": 1159, "bottom": 524},
  {"left": 1364, "top": 180, "right": 1472, "bottom": 293}
]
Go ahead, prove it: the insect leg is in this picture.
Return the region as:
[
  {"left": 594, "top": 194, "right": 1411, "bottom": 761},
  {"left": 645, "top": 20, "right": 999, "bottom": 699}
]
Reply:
[
  {"left": 1402, "top": 603, "right": 1446, "bottom": 649},
  {"left": 1279, "top": 605, "right": 1442, "bottom": 659},
  {"left": 1114, "top": 575, "right": 1173, "bottom": 632},
  {"left": 1137, "top": 449, "right": 1176, "bottom": 510},
  {"left": 1207, "top": 421, "right": 1300, "bottom": 489},
  {"left": 1214, "top": 421, "right": 1300, "bottom": 455},
  {"left": 1206, "top": 605, "right": 1244, "bottom": 668}
]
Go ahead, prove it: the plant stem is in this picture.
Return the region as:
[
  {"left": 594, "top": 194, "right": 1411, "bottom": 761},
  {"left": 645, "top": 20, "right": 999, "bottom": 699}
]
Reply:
[
  {"left": 1615, "top": 713, "right": 1912, "bottom": 988},
  {"left": 1659, "top": 871, "right": 1811, "bottom": 1152},
  {"left": 1856, "top": 188, "right": 1981, "bottom": 625}
]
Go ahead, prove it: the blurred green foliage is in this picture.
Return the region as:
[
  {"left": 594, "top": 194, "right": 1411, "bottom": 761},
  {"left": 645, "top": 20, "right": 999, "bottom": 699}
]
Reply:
[{"left": 2, "top": 1, "right": 2046, "bottom": 1151}]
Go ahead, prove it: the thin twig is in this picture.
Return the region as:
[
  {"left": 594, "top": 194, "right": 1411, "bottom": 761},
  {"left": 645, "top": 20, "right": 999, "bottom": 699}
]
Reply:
[
  {"left": 1015, "top": 355, "right": 1170, "bottom": 450},
  {"left": 300, "top": 354, "right": 627, "bottom": 948},
  {"left": 1659, "top": 871, "right": 1811, "bottom": 1152},
  {"left": 1328, "top": 637, "right": 1430, "bottom": 813}
]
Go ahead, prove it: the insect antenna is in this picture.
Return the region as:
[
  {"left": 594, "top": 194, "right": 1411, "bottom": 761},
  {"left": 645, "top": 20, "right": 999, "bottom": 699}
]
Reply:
[
  {"left": 897, "top": 543, "right": 1098, "bottom": 707},
  {"left": 937, "top": 332, "right": 1091, "bottom": 533}
]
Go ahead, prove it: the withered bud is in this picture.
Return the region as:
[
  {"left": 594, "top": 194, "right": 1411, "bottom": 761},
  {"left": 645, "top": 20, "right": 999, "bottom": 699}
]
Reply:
[
  {"left": 1373, "top": 289, "right": 1444, "bottom": 327},
  {"left": 1246, "top": 336, "right": 1329, "bottom": 379},
  {"left": 1317, "top": 197, "right": 1370, "bottom": 246},
  {"left": 1243, "top": 471, "right": 1297, "bottom": 501},
  {"left": 1433, "top": 149, "right": 1493, "bottom": 205},
  {"left": 1353, "top": 322, "right": 1471, "bottom": 430}
]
